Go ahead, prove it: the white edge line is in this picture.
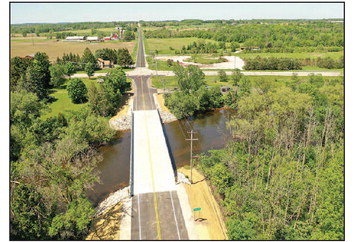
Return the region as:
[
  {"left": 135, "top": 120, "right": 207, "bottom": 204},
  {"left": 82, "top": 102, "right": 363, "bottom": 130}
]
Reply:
[
  {"left": 170, "top": 191, "right": 181, "bottom": 240},
  {"left": 137, "top": 194, "right": 142, "bottom": 240}
]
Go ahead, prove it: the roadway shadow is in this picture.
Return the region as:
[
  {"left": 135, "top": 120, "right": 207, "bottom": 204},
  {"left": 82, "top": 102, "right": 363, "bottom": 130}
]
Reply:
[
  {"left": 191, "top": 177, "right": 206, "bottom": 185},
  {"left": 194, "top": 218, "right": 207, "bottom": 222},
  {"left": 87, "top": 202, "right": 124, "bottom": 240},
  {"left": 160, "top": 119, "right": 178, "bottom": 178}
]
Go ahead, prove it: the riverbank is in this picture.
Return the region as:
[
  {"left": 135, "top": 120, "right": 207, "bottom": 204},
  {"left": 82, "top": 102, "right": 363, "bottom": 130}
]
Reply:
[{"left": 178, "top": 167, "right": 228, "bottom": 240}]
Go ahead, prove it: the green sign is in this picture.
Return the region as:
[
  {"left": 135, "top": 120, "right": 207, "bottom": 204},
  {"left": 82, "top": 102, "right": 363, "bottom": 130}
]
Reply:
[{"left": 193, "top": 207, "right": 201, "bottom": 211}]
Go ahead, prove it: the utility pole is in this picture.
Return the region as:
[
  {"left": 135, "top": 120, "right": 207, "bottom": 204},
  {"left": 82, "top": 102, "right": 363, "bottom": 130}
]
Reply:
[{"left": 186, "top": 130, "right": 198, "bottom": 184}]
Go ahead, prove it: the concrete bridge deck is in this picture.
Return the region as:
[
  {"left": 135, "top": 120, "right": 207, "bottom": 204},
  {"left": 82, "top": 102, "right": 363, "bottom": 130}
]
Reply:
[{"left": 132, "top": 110, "right": 176, "bottom": 195}]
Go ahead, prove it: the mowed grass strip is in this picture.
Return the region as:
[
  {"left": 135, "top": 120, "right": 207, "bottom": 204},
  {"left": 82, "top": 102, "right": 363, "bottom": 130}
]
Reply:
[
  {"left": 151, "top": 75, "right": 344, "bottom": 89},
  {"left": 43, "top": 77, "right": 132, "bottom": 119},
  {"left": 11, "top": 40, "right": 136, "bottom": 62}
]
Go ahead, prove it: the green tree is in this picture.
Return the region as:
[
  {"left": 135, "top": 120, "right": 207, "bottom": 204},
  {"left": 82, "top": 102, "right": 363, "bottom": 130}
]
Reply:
[
  {"left": 218, "top": 70, "right": 228, "bottom": 82},
  {"left": 49, "top": 197, "right": 95, "bottom": 240},
  {"left": 64, "top": 62, "right": 76, "bottom": 78},
  {"left": 84, "top": 62, "right": 95, "bottom": 78},
  {"left": 10, "top": 184, "right": 51, "bottom": 240},
  {"left": 81, "top": 48, "right": 97, "bottom": 68},
  {"left": 173, "top": 65, "right": 205, "bottom": 92},
  {"left": 10, "top": 57, "right": 32, "bottom": 90},
  {"left": 67, "top": 78, "right": 88, "bottom": 104},
  {"left": 49, "top": 64, "right": 66, "bottom": 87},
  {"left": 231, "top": 68, "right": 241, "bottom": 86},
  {"left": 21, "top": 52, "right": 51, "bottom": 99},
  {"left": 117, "top": 48, "right": 134, "bottom": 67}
]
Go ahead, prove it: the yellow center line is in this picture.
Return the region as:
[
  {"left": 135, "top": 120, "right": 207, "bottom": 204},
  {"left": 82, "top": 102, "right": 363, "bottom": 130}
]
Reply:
[{"left": 142, "top": 80, "right": 162, "bottom": 240}]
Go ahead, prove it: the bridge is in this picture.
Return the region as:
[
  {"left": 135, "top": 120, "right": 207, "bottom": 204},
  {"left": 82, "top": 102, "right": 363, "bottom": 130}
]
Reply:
[{"left": 129, "top": 26, "right": 189, "bottom": 240}]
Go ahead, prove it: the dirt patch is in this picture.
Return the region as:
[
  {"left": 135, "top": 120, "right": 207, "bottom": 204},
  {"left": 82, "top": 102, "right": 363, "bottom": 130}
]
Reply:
[
  {"left": 178, "top": 167, "right": 228, "bottom": 240},
  {"left": 11, "top": 40, "right": 135, "bottom": 62},
  {"left": 86, "top": 202, "right": 122, "bottom": 240}
]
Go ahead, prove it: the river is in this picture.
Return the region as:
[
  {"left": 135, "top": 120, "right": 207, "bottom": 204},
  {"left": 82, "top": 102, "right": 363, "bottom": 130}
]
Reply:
[{"left": 87, "top": 109, "right": 233, "bottom": 205}]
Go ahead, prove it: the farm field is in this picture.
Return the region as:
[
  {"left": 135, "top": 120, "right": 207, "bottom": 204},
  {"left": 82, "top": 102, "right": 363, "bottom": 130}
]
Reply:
[
  {"left": 151, "top": 74, "right": 343, "bottom": 89},
  {"left": 144, "top": 37, "right": 219, "bottom": 55},
  {"left": 11, "top": 39, "right": 136, "bottom": 62}
]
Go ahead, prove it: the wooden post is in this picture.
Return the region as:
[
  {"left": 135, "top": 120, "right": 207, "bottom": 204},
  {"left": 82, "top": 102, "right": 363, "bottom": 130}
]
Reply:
[{"left": 186, "top": 130, "right": 198, "bottom": 184}]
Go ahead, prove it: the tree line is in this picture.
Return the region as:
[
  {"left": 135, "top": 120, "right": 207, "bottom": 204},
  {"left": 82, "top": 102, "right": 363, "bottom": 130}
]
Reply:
[
  {"left": 243, "top": 56, "right": 344, "bottom": 70},
  {"left": 196, "top": 74, "right": 344, "bottom": 240}
]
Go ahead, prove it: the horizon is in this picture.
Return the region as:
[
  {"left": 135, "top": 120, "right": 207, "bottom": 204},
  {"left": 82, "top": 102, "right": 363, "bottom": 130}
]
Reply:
[
  {"left": 11, "top": 17, "right": 345, "bottom": 25},
  {"left": 11, "top": 2, "right": 344, "bottom": 25}
]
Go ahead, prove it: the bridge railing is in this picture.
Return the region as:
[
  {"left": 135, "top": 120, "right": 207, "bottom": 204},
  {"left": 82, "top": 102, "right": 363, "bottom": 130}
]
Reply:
[{"left": 129, "top": 109, "right": 134, "bottom": 197}]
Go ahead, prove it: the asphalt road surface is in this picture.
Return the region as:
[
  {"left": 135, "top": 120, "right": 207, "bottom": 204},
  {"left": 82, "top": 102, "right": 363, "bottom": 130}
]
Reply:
[
  {"left": 136, "top": 27, "right": 146, "bottom": 67},
  {"left": 129, "top": 75, "right": 156, "bottom": 111},
  {"left": 131, "top": 191, "right": 189, "bottom": 240}
]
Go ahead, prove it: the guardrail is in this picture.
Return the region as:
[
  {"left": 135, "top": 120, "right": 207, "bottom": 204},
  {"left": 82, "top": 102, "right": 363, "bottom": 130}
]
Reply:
[{"left": 129, "top": 109, "right": 134, "bottom": 197}]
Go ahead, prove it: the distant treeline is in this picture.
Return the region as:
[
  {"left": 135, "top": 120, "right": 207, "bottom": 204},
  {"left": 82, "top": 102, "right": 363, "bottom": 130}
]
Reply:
[
  {"left": 144, "top": 22, "right": 343, "bottom": 50},
  {"left": 11, "top": 21, "right": 138, "bottom": 35},
  {"left": 140, "top": 18, "right": 343, "bottom": 27}
]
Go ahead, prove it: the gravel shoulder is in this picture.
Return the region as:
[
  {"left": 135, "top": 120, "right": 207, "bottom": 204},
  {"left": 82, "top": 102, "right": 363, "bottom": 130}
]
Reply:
[{"left": 178, "top": 167, "right": 228, "bottom": 240}]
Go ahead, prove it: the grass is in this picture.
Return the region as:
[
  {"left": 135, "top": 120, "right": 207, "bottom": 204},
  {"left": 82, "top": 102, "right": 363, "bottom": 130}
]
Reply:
[
  {"left": 42, "top": 77, "right": 132, "bottom": 119},
  {"left": 11, "top": 39, "right": 136, "bottom": 62},
  {"left": 146, "top": 57, "right": 175, "bottom": 71},
  {"left": 233, "top": 51, "right": 344, "bottom": 60},
  {"left": 144, "top": 37, "right": 219, "bottom": 55},
  {"left": 151, "top": 75, "right": 344, "bottom": 90}
]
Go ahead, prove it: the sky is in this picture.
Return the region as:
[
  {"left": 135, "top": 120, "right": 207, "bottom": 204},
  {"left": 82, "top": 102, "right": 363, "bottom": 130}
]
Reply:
[{"left": 10, "top": 2, "right": 344, "bottom": 24}]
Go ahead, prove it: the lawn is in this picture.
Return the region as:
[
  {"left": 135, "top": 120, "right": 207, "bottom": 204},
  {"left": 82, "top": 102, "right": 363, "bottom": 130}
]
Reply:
[
  {"left": 144, "top": 37, "right": 219, "bottom": 55},
  {"left": 42, "top": 77, "right": 132, "bottom": 119},
  {"left": 11, "top": 39, "right": 136, "bottom": 62},
  {"left": 151, "top": 75, "right": 344, "bottom": 89}
]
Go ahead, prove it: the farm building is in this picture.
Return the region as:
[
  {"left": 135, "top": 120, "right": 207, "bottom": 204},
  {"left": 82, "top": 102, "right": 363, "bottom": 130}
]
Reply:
[
  {"left": 86, "top": 36, "right": 100, "bottom": 42},
  {"left": 65, "top": 36, "right": 85, "bottom": 41},
  {"left": 97, "top": 58, "right": 113, "bottom": 69}
]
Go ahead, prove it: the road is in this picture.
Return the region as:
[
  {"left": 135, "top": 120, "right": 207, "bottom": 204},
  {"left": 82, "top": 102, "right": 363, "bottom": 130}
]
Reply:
[
  {"left": 128, "top": 75, "right": 156, "bottom": 111},
  {"left": 129, "top": 26, "right": 189, "bottom": 240},
  {"left": 131, "top": 191, "right": 188, "bottom": 240},
  {"left": 135, "top": 27, "right": 146, "bottom": 68}
]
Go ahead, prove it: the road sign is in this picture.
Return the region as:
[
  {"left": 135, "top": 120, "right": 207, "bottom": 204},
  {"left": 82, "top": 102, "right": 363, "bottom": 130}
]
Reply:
[{"left": 193, "top": 207, "right": 201, "bottom": 211}]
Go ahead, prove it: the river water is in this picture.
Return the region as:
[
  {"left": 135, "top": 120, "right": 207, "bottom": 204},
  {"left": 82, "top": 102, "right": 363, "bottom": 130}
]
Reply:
[{"left": 87, "top": 109, "right": 233, "bottom": 205}]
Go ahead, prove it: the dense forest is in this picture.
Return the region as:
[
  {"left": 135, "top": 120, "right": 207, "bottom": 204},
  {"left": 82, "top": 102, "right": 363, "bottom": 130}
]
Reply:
[
  {"left": 10, "top": 50, "right": 130, "bottom": 239},
  {"left": 196, "top": 74, "right": 344, "bottom": 240}
]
